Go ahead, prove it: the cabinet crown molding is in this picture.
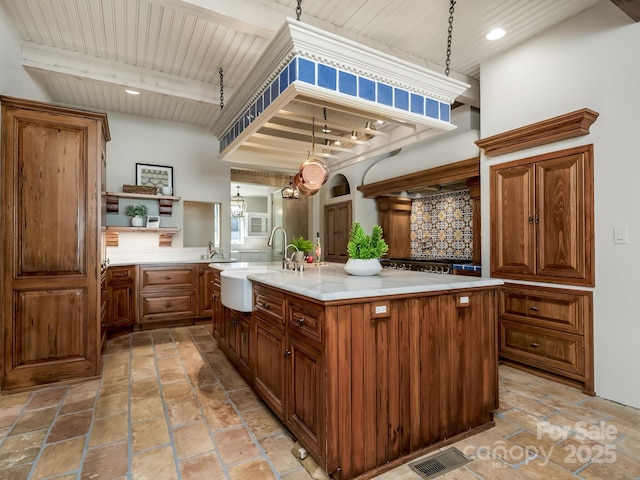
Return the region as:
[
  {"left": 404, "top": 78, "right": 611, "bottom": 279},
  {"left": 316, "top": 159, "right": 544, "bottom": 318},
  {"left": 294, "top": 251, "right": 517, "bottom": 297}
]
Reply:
[{"left": 476, "top": 108, "right": 599, "bottom": 157}]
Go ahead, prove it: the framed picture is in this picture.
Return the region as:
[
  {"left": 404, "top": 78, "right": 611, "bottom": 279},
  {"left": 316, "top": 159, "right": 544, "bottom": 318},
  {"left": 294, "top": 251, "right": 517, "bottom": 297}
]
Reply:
[
  {"left": 136, "top": 163, "right": 173, "bottom": 193},
  {"left": 146, "top": 215, "right": 160, "bottom": 228}
]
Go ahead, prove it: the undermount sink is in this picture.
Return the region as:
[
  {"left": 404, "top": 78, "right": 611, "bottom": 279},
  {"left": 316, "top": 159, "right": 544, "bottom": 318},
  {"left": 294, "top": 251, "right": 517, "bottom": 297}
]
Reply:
[{"left": 220, "top": 268, "right": 273, "bottom": 312}]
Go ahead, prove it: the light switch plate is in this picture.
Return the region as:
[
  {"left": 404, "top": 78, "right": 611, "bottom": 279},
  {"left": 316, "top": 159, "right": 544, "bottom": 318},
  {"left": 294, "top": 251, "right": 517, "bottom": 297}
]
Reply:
[{"left": 614, "top": 227, "right": 629, "bottom": 244}]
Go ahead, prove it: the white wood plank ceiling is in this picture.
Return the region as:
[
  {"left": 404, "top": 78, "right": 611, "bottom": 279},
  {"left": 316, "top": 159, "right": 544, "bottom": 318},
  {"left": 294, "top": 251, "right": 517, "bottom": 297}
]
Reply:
[{"left": 1, "top": 0, "right": 608, "bottom": 169}]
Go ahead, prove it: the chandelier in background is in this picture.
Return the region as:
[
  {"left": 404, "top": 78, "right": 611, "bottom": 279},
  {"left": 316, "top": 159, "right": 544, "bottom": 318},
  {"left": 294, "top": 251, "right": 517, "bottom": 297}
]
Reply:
[{"left": 230, "top": 186, "right": 247, "bottom": 217}]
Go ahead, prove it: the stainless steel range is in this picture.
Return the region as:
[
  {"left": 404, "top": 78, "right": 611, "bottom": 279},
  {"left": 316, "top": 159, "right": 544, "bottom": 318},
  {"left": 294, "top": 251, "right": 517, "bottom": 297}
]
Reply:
[{"left": 380, "top": 258, "right": 472, "bottom": 274}]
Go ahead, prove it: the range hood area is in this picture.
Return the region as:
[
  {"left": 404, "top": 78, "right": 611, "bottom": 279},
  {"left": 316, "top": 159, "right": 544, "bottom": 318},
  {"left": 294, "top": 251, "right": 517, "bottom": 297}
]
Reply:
[{"left": 210, "top": 18, "right": 469, "bottom": 172}]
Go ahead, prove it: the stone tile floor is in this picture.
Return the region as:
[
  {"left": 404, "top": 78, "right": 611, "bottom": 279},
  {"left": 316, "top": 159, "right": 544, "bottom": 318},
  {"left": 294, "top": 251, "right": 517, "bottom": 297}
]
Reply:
[{"left": 0, "top": 324, "right": 639, "bottom": 479}]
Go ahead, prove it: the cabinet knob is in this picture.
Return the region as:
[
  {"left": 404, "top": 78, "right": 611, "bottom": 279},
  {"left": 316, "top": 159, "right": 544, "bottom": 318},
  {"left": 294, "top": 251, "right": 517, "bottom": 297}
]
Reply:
[
  {"left": 530, "top": 342, "right": 540, "bottom": 348},
  {"left": 528, "top": 215, "right": 534, "bottom": 224},
  {"left": 296, "top": 317, "right": 305, "bottom": 325},
  {"left": 284, "top": 349, "right": 291, "bottom": 357},
  {"left": 530, "top": 306, "right": 540, "bottom": 312},
  {"left": 261, "top": 302, "right": 269, "bottom": 309}
]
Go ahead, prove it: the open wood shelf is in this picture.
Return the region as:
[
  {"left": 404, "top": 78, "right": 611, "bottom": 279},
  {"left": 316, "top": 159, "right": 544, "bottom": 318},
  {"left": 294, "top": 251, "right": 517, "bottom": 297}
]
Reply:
[
  {"left": 105, "top": 191, "right": 181, "bottom": 216},
  {"left": 105, "top": 226, "right": 180, "bottom": 247}
]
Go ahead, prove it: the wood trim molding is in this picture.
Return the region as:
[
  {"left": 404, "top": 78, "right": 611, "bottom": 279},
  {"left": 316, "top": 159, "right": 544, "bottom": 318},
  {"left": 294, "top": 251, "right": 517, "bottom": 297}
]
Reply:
[
  {"left": 611, "top": 0, "right": 640, "bottom": 22},
  {"left": 358, "top": 157, "right": 479, "bottom": 198},
  {"left": 476, "top": 108, "right": 599, "bottom": 157}
]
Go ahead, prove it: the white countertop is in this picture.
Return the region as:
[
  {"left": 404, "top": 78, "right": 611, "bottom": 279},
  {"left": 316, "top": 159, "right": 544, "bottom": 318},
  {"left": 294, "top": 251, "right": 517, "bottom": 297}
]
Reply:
[
  {"left": 108, "top": 256, "right": 237, "bottom": 266},
  {"left": 210, "top": 262, "right": 502, "bottom": 302}
]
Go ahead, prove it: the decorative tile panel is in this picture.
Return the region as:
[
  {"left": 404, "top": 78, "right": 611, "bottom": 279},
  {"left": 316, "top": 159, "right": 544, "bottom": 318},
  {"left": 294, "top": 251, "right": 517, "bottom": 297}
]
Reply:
[{"left": 410, "top": 190, "right": 473, "bottom": 260}]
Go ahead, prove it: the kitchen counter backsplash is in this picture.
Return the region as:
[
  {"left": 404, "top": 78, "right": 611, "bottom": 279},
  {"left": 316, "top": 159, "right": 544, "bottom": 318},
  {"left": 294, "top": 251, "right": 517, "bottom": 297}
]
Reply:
[
  {"left": 107, "top": 247, "right": 235, "bottom": 265},
  {"left": 410, "top": 189, "right": 473, "bottom": 260}
]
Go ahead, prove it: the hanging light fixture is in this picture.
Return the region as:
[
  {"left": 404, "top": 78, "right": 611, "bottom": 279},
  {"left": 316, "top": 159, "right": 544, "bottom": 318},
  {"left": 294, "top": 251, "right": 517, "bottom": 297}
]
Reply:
[
  {"left": 281, "top": 180, "right": 300, "bottom": 199},
  {"left": 230, "top": 186, "right": 247, "bottom": 217},
  {"left": 322, "top": 107, "right": 331, "bottom": 134}
]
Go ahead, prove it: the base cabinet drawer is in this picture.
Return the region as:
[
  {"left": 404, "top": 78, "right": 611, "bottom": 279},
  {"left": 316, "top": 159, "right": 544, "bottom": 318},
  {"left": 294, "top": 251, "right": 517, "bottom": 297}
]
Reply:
[
  {"left": 500, "top": 321, "right": 584, "bottom": 377},
  {"left": 253, "top": 285, "right": 285, "bottom": 323},
  {"left": 500, "top": 287, "right": 584, "bottom": 333},
  {"left": 139, "top": 291, "right": 196, "bottom": 322}
]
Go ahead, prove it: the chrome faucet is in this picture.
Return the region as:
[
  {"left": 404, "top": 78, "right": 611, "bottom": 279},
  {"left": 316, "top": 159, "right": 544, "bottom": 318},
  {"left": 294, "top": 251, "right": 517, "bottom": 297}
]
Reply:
[
  {"left": 267, "top": 225, "right": 289, "bottom": 269},
  {"left": 208, "top": 240, "right": 219, "bottom": 259}
]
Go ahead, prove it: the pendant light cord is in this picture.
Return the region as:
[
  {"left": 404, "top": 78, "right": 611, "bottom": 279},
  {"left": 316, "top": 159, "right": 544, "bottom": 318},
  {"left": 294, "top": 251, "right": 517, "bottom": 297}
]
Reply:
[{"left": 445, "top": 0, "right": 456, "bottom": 77}]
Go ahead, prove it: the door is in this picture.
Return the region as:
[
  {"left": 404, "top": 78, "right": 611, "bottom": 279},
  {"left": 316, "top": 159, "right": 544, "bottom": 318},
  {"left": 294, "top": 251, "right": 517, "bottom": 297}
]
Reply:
[
  {"left": 536, "top": 154, "right": 587, "bottom": 280},
  {"left": 253, "top": 316, "right": 286, "bottom": 420},
  {"left": 197, "top": 264, "right": 214, "bottom": 318},
  {"left": 1, "top": 99, "right": 105, "bottom": 390},
  {"left": 324, "top": 201, "right": 352, "bottom": 262},
  {"left": 287, "top": 335, "right": 323, "bottom": 460},
  {"left": 490, "top": 164, "right": 535, "bottom": 276}
]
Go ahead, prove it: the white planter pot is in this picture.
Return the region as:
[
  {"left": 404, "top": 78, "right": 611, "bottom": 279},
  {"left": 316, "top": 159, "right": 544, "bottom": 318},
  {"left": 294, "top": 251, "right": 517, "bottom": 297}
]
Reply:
[
  {"left": 344, "top": 258, "right": 382, "bottom": 276},
  {"left": 131, "top": 215, "right": 144, "bottom": 227}
]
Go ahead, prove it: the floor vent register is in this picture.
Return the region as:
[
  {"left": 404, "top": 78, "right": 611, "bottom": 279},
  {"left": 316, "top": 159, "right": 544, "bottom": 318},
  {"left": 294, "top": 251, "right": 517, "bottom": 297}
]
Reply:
[{"left": 408, "top": 447, "right": 471, "bottom": 479}]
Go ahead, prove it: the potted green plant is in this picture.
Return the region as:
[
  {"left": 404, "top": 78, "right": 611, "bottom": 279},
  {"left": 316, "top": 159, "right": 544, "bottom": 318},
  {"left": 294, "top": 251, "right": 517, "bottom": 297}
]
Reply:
[
  {"left": 288, "top": 236, "right": 314, "bottom": 263},
  {"left": 345, "top": 222, "right": 389, "bottom": 276},
  {"left": 125, "top": 204, "right": 148, "bottom": 227}
]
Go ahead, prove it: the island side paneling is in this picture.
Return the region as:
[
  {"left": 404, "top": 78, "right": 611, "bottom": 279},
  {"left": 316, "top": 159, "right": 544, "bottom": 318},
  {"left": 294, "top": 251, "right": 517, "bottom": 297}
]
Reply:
[{"left": 323, "top": 288, "right": 498, "bottom": 479}]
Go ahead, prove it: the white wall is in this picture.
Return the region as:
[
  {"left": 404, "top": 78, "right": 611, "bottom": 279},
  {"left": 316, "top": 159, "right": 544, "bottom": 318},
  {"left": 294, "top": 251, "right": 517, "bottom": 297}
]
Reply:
[
  {"left": 0, "top": 7, "right": 50, "bottom": 101},
  {"left": 480, "top": 0, "right": 640, "bottom": 408},
  {"left": 106, "top": 111, "right": 230, "bottom": 255}
]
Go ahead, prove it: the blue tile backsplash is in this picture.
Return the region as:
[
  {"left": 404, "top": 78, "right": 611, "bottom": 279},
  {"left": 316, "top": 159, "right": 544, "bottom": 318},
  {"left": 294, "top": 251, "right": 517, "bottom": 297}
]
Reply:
[{"left": 220, "top": 56, "right": 453, "bottom": 151}]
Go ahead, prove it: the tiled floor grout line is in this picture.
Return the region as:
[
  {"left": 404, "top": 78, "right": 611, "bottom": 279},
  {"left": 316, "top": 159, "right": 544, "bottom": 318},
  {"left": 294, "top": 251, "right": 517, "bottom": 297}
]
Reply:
[
  {"left": 186, "top": 326, "right": 286, "bottom": 479},
  {"left": 152, "top": 329, "right": 187, "bottom": 480},
  {"left": 26, "top": 384, "right": 76, "bottom": 478}
]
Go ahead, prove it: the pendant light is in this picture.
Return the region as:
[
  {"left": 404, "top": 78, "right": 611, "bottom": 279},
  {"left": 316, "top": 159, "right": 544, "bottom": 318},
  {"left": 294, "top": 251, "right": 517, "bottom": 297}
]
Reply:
[
  {"left": 281, "top": 180, "right": 300, "bottom": 199},
  {"left": 230, "top": 186, "right": 247, "bottom": 217}
]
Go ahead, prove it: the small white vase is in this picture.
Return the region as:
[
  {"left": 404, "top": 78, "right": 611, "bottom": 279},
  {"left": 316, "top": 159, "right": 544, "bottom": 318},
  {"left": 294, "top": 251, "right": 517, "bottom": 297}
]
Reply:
[
  {"left": 131, "top": 215, "right": 144, "bottom": 227},
  {"left": 344, "top": 258, "right": 382, "bottom": 276}
]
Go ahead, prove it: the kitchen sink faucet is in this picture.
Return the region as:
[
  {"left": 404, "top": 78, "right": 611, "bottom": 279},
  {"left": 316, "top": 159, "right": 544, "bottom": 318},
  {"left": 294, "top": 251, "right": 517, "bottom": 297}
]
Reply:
[{"left": 267, "top": 225, "right": 289, "bottom": 269}]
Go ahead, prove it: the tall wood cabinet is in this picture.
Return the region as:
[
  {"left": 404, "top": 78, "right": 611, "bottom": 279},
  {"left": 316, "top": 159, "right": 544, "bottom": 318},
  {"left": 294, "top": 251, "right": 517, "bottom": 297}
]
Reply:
[
  {"left": 1, "top": 96, "right": 109, "bottom": 390},
  {"left": 490, "top": 144, "right": 594, "bottom": 286}
]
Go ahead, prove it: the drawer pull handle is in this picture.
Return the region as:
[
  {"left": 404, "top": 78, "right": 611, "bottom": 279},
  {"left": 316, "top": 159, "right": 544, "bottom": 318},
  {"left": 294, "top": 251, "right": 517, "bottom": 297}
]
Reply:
[
  {"left": 261, "top": 302, "right": 269, "bottom": 309},
  {"left": 530, "top": 342, "right": 540, "bottom": 348},
  {"left": 530, "top": 306, "right": 540, "bottom": 312},
  {"left": 284, "top": 349, "right": 291, "bottom": 357},
  {"left": 296, "top": 317, "right": 305, "bottom": 325},
  {"left": 528, "top": 215, "right": 534, "bottom": 224}
]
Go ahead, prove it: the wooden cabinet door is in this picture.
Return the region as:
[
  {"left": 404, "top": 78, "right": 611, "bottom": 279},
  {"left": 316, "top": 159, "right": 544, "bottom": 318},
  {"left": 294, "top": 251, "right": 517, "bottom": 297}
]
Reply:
[
  {"left": 1, "top": 98, "right": 106, "bottom": 390},
  {"left": 227, "top": 309, "right": 240, "bottom": 361},
  {"left": 536, "top": 154, "right": 587, "bottom": 280},
  {"left": 324, "top": 201, "right": 352, "bottom": 262},
  {"left": 197, "top": 265, "right": 214, "bottom": 318},
  {"left": 109, "top": 283, "right": 134, "bottom": 329},
  {"left": 237, "top": 313, "right": 252, "bottom": 379},
  {"left": 491, "top": 164, "right": 535, "bottom": 276},
  {"left": 287, "top": 336, "right": 323, "bottom": 461},
  {"left": 212, "top": 271, "right": 223, "bottom": 342},
  {"left": 253, "top": 316, "right": 286, "bottom": 420}
]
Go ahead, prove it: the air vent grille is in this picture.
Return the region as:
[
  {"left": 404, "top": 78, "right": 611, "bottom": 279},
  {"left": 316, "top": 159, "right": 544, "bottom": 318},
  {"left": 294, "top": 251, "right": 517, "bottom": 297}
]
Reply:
[{"left": 408, "top": 447, "right": 471, "bottom": 479}]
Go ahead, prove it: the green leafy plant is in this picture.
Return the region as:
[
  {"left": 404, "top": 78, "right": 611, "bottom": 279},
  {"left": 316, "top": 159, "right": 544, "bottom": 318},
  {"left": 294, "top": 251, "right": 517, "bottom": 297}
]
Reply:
[
  {"left": 289, "top": 235, "right": 314, "bottom": 253},
  {"left": 125, "top": 204, "right": 149, "bottom": 217},
  {"left": 347, "top": 222, "right": 389, "bottom": 259}
]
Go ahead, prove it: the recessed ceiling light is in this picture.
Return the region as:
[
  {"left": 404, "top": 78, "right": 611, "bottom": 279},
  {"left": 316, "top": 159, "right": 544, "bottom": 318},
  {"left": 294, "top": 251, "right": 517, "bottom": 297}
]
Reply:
[
  {"left": 486, "top": 28, "right": 506, "bottom": 41},
  {"left": 125, "top": 89, "right": 140, "bottom": 95}
]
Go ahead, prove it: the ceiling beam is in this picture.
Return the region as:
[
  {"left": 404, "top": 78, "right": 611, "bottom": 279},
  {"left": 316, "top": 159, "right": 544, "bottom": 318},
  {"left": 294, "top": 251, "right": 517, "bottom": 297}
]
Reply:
[
  {"left": 21, "top": 42, "right": 233, "bottom": 106},
  {"left": 610, "top": 0, "right": 640, "bottom": 21}
]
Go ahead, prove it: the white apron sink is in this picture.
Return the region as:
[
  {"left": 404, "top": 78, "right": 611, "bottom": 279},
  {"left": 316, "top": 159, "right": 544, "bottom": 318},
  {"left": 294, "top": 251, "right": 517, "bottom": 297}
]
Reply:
[{"left": 220, "top": 268, "right": 273, "bottom": 312}]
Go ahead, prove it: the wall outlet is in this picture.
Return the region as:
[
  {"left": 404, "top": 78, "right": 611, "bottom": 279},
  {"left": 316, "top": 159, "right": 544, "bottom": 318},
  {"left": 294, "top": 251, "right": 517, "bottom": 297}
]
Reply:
[{"left": 374, "top": 305, "right": 387, "bottom": 314}]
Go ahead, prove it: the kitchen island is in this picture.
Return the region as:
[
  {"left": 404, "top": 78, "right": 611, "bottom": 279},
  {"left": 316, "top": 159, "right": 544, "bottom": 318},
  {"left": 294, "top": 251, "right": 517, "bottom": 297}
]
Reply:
[{"left": 210, "top": 262, "right": 502, "bottom": 480}]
